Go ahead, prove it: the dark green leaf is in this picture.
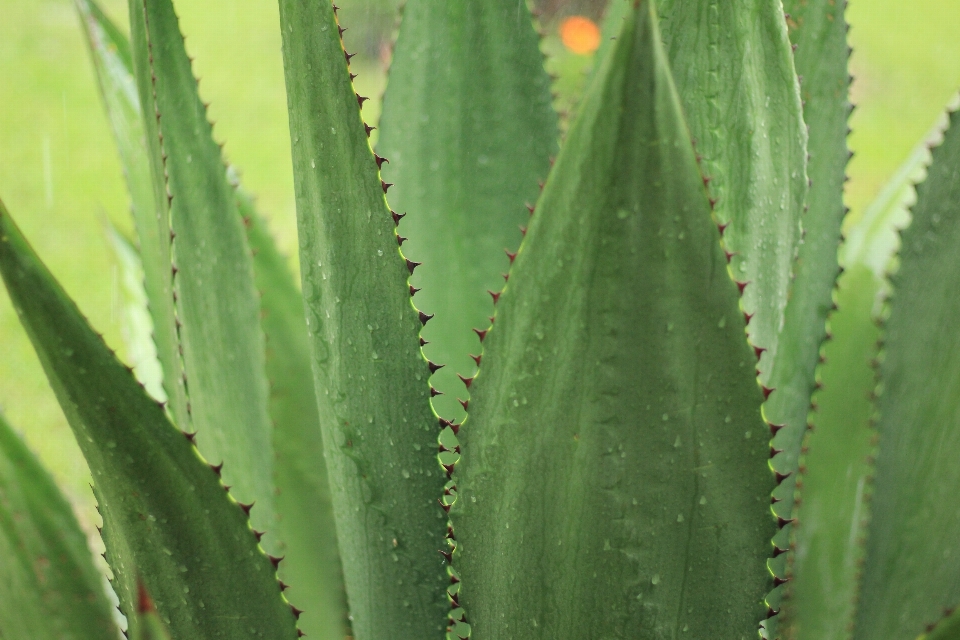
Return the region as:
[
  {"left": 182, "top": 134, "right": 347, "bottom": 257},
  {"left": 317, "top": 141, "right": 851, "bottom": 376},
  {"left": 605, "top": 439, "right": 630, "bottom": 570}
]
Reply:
[
  {"left": 451, "top": 4, "right": 774, "bottom": 638},
  {"left": 0, "top": 411, "right": 117, "bottom": 640},
  {"left": 0, "top": 201, "right": 298, "bottom": 640},
  {"left": 277, "top": 2, "right": 449, "bottom": 638}
]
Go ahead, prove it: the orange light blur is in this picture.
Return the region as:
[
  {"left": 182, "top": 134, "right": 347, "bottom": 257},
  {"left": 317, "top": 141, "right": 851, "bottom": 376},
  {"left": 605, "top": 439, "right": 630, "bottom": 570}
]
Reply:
[{"left": 560, "top": 16, "right": 601, "bottom": 55}]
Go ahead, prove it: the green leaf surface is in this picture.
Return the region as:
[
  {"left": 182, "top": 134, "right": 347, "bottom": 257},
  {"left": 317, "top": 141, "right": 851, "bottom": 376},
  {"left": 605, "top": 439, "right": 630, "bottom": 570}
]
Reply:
[
  {"left": 277, "top": 2, "right": 448, "bottom": 639},
  {"left": 107, "top": 224, "right": 166, "bottom": 402},
  {"left": 127, "top": 0, "right": 276, "bottom": 546},
  {"left": 132, "top": 583, "right": 175, "bottom": 640},
  {"left": 451, "top": 4, "right": 774, "bottom": 638},
  {"left": 236, "top": 186, "right": 349, "bottom": 640},
  {"left": 922, "top": 608, "right": 960, "bottom": 640},
  {"left": 656, "top": 0, "right": 808, "bottom": 384},
  {"left": 853, "top": 104, "right": 960, "bottom": 640},
  {"left": 77, "top": 0, "right": 183, "bottom": 419},
  {"left": 782, "top": 265, "right": 878, "bottom": 640},
  {"left": 0, "top": 202, "right": 298, "bottom": 640},
  {"left": 784, "top": 113, "right": 949, "bottom": 640},
  {"left": 0, "top": 411, "right": 117, "bottom": 640},
  {"left": 376, "top": 0, "right": 558, "bottom": 422},
  {"left": 768, "top": 0, "right": 852, "bottom": 493}
]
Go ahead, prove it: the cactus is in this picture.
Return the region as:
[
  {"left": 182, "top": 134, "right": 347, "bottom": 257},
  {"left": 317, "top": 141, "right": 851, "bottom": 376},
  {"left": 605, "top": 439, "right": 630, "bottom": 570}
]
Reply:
[{"left": 0, "top": 0, "right": 958, "bottom": 639}]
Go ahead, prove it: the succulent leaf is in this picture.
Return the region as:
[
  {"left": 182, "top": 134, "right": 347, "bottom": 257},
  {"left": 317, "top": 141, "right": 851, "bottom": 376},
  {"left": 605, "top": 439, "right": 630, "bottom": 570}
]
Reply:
[
  {"left": 376, "top": 0, "right": 559, "bottom": 422},
  {"left": 768, "top": 0, "right": 853, "bottom": 504},
  {"left": 451, "top": 3, "right": 775, "bottom": 638},
  {"left": 77, "top": 0, "right": 184, "bottom": 421},
  {"left": 0, "top": 411, "right": 117, "bottom": 640},
  {"left": 125, "top": 0, "right": 277, "bottom": 549},
  {"left": 785, "top": 111, "right": 950, "bottom": 640},
  {"left": 277, "top": 1, "right": 449, "bottom": 638},
  {"left": 852, "top": 103, "right": 960, "bottom": 640},
  {"left": 656, "top": 0, "right": 809, "bottom": 385},
  {"left": 921, "top": 607, "right": 960, "bottom": 640},
  {"left": 106, "top": 224, "right": 166, "bottom": 402},
  {"left": 237, "top": 188, "right": 349, "bottom": 640},
  {"left": 0, "top": 202, "right": 299, "bottom": 640}
]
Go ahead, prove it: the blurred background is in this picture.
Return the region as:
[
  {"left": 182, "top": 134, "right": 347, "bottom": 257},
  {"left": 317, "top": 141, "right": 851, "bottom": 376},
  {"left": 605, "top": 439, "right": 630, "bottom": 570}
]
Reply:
[{"left": 1, "top": 0, "right": 959, "bottom": 533}]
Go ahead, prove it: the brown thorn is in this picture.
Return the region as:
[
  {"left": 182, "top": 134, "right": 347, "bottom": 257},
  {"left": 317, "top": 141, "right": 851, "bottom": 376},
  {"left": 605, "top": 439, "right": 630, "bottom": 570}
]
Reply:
[
  {"left": 238, "top": 501, "right": 254, "bottom": 516},
  {"left": 430, "top": 386, "right": 443, "bottom": 397},
  {"left": 290, "top": 605, "right": 304, "bottom": 620},
  {"left": 253, "top": 530, "right": 265, "bottom": 542},
  {"left": 381, "top": 181, "right": 393, "bottom": 193},
  {"left": 473, "top": 328, "right": 488, "bottom": 342},
  {"left": 405, "top": 259, "right": 421, "bottom": 274},
  {"left": 419, "top": 311, "right": 435, "bottom": 325},
  {"left": 375, "top": 154, "right": 389, "bottom": 168},
  {"left": 428, "top": 361, "right": 445, "bottom": 374},
  {"left": 268, "top": 555, "right": 284, "bottom": 569},
  {"left": 364, "top": 123, "right": 376, "bottom": 137},
  {"left": 391, "top": 211, "right": 406, "bottom": 225},
  {"left": 470, "top": 354, "right": 482, "bottom": 366},
  {"left": 459, "top": 398, "right": 469, "bottom": 411},
  {"left": 397, "top": 235, "right": 407, "bottom": 246},
  {"left": 409, "top": 285, "right": 421, "bottom": 296},
  {"left": 488, "top": 290, "right": 501, "bottom": 304},
  {"left": 183, "top": 430, "right": 197, "bottom": 445},
  {"left": 458, "top": 374, "right": 474, "bottom": 388},
  {"left": 505, "top": 249, "right": 517, "bottom": 263}
]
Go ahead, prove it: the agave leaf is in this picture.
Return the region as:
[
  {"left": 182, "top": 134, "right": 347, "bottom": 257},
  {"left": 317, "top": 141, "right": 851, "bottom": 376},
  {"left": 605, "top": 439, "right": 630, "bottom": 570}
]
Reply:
[
  {"left": 131, "top": 583, "right": 175, "bottom": 640},
  {"left": 656, "top": 0, "right": 808, "bottom": 385},
  {"left": 0, "top": 202, "right": 299, "bottom": 640},
  {"left": 780, "top": 265, "right": 878, "bottom": 640},
  {"left": 277, "top": 2, "right": 449, "bottom": 638},
  {"left": 590, "top": 0, "right": 631, "bottom": 87},
  {"left": 106, "top": 224, "right": 166, "bottom": 401},
  {"left": 768, "top": 0, "right": 852, "bottom": 499},
  {"left": 451, "top": 4, "right": 774, "bottom": 638},
  {"left": 784, "top": 112, "right": 949, "bottom": 640},
  {"left": 376, "top": 0, "right": 558, "bottom": 422},
  {"left": 235, "top": 187, "right": 349, "bottom": 640},
  {"left": 77, "top": 0, "right": 183, "bottom": 420},
  {"left": 0, "top": 411, "right": 117, "bottom": 640},
  {"left": 852, "top": 104, "right": 960, "bottom": 640},
  {"left": 922, "top": 608, "right": 960, "bottom": 640},
  {"left": 126, "top": 0, "right": 276, "bottom": 548}
]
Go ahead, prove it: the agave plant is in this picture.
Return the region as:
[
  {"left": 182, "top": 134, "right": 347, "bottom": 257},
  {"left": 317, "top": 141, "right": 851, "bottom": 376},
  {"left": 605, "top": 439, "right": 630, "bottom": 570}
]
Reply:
[{"left": 1, "top": 0, "right": 959, "bottom": 638}]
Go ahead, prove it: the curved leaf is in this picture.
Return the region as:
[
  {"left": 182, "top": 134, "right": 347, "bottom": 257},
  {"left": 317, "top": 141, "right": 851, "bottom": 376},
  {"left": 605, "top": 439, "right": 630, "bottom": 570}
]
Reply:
[
  {"left": 77, "top": 0, "right": 183, "bottom": 419},
  {"left": 0, "top": 412, "right": 117, "bottom": 640},
  {"left": 236, "top": 188, "right": 349, "bottom": 640},
  {"left": 451, "top": 4, "right": 775, "bottom": 638},
  {"left": 126, "top": 0, "right": 276, "bottom": 549},
  {"left": 853, "top": 104, "right": 960, "bottom": 640},
  {"left": 377, "top": 0, "right": 558, "bottom": 422},
  {"left": 784, "top": 110, "right": 949, "bottom": 640},
  {"left": 0, "top": 201, "right": 298, "bottom": 640},
  {"left": 277, "top": 2, "right": 449, "bottom": 638}
]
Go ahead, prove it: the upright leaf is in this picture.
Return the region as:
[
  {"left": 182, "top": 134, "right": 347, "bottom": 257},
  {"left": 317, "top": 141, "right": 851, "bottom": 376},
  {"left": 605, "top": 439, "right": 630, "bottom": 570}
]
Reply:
[
  {"left": 656, "top": 0, "right": 808, "bottom": 384},
  {"left": 0, "top": 202, "right": 299, "bottom": 640},
  {"left": 785, "top": 115, "right": 949, "bottom": 640},
  {"left": 451, "top": 4, "right": 774, "bottom": 638},
  {"left": 278, "top": 2, "right": 448, "bottom": 638},
  {"left": 0, "top": 412, "right": 117, "bottom": 640},
  {"left": 236, "top": 188, "right": 349, "bottom": 640},
  {"left": 853, "top": 105, "right": 960, "bottom": 640},
  {"left": 127, "top": 0, "right": 276, "bottom": 546},
  {"left": 768, "top": 0, "right": 852, "bottom": 494},
  {"left": 77, "top": 0, "right": 184, "bottom": 420},
  {"left": 376, "top": 0, "right": 558, "bottom": 422}
]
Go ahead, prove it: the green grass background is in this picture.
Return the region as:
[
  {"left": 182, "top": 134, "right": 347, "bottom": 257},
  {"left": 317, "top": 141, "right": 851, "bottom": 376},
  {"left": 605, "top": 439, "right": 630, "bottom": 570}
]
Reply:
[{"left": 1, "top": 0, "right": 959, "bottom": 532}]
